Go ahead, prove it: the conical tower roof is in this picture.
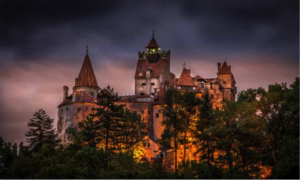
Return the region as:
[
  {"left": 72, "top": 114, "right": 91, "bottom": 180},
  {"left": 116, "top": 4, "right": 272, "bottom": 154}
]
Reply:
[
  {"left": 146, "top": 37, "right": 159, "bottom": 48},
  {"left": 75, "top": 54, "right": 99, "bottom": 87},
  {"left": 217, "top": 61, "right": 232, "bottom": 75}
]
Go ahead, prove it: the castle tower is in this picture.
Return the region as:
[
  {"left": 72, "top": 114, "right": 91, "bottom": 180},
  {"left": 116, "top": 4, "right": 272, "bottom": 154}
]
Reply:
[
  {"left": 73, "top": 46, "right": 100, "bottom": 99},
  {"left": 57, "top": 47, "right": 100, "bottom": 145},
  {"left": 135, "top": 30, "right": 171, "bottom": 100},
  {"left": 217, "top": 61, "right": 237, "bottom": 101}
]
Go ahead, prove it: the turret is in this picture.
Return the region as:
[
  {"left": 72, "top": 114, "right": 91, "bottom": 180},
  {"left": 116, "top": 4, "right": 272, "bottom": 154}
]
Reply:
[
  {"left": 63, "top": 86, "right": 69, "bottom": 101},
  {"left": 217, "top": 61, "right": 236, "bottom": 101},
  {"left": 73, "top": 45, "right": 100, "bottom": 99}
]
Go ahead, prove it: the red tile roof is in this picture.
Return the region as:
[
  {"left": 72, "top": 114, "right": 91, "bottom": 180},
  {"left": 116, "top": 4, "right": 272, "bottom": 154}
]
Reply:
[
  {"left": 58, "top": 91, "right": 95, "bottom": 107},
  {"left": 75, "top": 54, "right": 99, "bottom": 87},
  {"left": 217, "top": 61, "right": 232, "bottom": 75},
  {"left": 194, "top": 75, "right": 205, "bottom": 80},
  {"left": 135, "top": 58, "right": 169, "bottom": 78},
  {"left": 177, "top": 68, "right": 197, "bottom": 87},
  {"left": 146, "top": 37, "right": 159, "bottom": 48}
]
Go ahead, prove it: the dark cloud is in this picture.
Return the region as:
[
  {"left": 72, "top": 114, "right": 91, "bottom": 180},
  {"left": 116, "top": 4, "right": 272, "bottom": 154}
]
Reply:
[{"left": 0, "top": 0, "right": 298, "bottom": 143}]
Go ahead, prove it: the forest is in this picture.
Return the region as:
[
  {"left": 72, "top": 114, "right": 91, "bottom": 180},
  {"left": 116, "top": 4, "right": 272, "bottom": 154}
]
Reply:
[{"left": 0, "top": 77, "right": 298, "bottom": 179}]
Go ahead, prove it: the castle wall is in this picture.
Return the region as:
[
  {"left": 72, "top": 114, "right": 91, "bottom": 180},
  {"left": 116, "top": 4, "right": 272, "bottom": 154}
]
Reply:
[
  {"left": 57, "top": 102, "right": 97, "bottom": 145},
  {"left": 152, "top": 104, "right": 165, "bottom": 142}
]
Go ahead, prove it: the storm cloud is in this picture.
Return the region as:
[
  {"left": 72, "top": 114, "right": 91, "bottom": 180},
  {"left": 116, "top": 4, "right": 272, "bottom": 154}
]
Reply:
[{"left": 0, "top": 0, "right": 298, "bottom": 143}]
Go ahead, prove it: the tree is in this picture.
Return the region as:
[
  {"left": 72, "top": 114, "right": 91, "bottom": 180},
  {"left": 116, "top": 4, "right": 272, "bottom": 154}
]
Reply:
[
  {"left": 159, "top": 89, "right": 185, "bottom": 173},
  {"left": 195, "top": 92, "right": 216, "bottom": 165},
  {"left": 178, "top": 91, "right": 199, "bottom": 165},
  {"left": 25, "top": 109, "right": 60, "bottom": 152},
  {"left": 68, "top": 86, "right": 146, "bottom": 155}
]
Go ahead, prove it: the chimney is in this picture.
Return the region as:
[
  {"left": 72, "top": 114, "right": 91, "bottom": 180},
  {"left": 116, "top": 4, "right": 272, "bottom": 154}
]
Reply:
[
  {"left": 229, "top": 65, "right": 231, "bottom": 72},
  {"left": 75, "top": 78, "right": 78, "bottom": 85},
  {"left": 63, "top": 86, "right": 69, "bottom": 101},
  {"left": 217, "top": 63, "right": 221, "bottom": 71}
]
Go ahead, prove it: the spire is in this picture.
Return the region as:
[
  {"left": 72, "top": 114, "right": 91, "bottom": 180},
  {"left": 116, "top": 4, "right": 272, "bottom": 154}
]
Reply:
[
  {"left": 75, "top": 52, "right": 99, "bottom": 87},
  {"left": 146, "top": 29, "right": 159, "bottom": 49},
  {"left": 217, "top": 61, "right": 232, "bottom": 75},
  {"left": 183, "top": 62, "right": 186, "bottom": 69}
]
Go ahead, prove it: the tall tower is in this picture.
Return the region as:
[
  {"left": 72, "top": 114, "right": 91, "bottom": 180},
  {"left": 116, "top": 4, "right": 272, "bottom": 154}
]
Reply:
[
  {"left": 72, "top": 46, "right": 100, "bottom": 99},
  {"left": 217, "top": 61, "right": 237, "bottom": 101},
  {"left": 134, "top": 30, "right": 171, "bottom": 99},
  {"left": 57, "top": 47, "right": 100, "bottom": 145}
]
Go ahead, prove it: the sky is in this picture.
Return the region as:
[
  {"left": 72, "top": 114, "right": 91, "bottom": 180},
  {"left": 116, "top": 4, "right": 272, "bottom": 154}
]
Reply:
[{"left": 0, "top": 0, "right": 299, "bottom": 143}]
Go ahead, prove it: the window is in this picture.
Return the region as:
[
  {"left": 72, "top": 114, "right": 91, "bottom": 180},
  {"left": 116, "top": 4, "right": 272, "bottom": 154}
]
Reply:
[
  {"left": 160, "top": 153, "right": 164, "bottom": 158},
  {"left": 148, "top": 143, "right": 150, "bottom": 148},
  {"left": 211, "top": 94, "right": 214, "bottom": 99},
  {"left": 141, "top": 110, "right": 144, "bottom": 114},
  {"left": 66, "top": 108, "right": 68, "bottom": 111},
  {"left": 91, "top": 92, "right": 94, "bottom": 96},
  {"left": 139, "top": 66, "right": 142, "bottom": 73},
  {"left": 86, "top": 107, "right": 88, "bottom": 110},
  {"left": 151, "top": 83, "right": 155, "bottom": 86},
  {"left": 143, "top": 140, "right": 146, "bottom": 147},
  {"left": 78, "top": 108, "right": 80, "bottom": 111},
  {"left": 140, "top": 93, "right": 145, "bottom": 96},
  {"left": 156, "top": 113, "right": 159, "bottom": 118},
  {"left": 141, "top": 83, "right": 146, "bottom": 86},
  {"left": 201, "top": 83, "right": 205, "bottom": 89},
  {"left": 210, "top": 83, "right": 214, "bottom": 89}
]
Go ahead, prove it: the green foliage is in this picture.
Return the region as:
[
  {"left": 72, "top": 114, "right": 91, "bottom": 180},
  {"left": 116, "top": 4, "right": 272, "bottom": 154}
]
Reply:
[
  {"left": 25, "top": 109, "right": 60, "bottom": 152},
  {"left": 68, "top": 86, "right": 146, "bottom": 154},
  {"left": 195, "top": 92, "right": 216, "bottom": 165},
  {"left": 0, "top": 78, "right": 298, "bottom": 178}
]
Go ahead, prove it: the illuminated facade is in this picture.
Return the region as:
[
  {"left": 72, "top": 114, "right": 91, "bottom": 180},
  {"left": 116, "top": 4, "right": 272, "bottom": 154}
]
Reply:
[{"left": 57, "top": 32, "right": 239, "bottom": 173}]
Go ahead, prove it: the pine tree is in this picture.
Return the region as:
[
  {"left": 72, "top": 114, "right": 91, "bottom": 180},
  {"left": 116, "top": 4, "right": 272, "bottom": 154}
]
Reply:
[
  {"left": 177, "top": 91, "right": 199, "bottom": 165},
  {"left": 69, "top": 86, "right": 146, "bottom": 155},
  {"left": 25, "top": 109, "right": 60, "bottom": 152},
  {"left": 195, "top": 92, "right": 216, "bottom": 166},
  {"left": 159, "top": 89, "right": 185, "bottom": 173}
]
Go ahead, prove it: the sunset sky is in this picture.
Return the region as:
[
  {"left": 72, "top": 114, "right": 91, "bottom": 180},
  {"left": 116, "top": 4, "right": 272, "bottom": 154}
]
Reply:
[{"left": 0, "top": 0, "right": 298, "bottom": 143}]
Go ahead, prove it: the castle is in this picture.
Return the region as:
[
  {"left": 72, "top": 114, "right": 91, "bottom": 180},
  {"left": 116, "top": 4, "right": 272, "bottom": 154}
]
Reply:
[{"left": 57, "top": 32, "right": 237, "bottom": 169}]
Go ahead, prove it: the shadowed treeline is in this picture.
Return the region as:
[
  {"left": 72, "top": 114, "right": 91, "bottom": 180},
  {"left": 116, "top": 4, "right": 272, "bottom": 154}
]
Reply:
[{"left": 0, "top": 78, "right": 298, "bottom": 179}]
